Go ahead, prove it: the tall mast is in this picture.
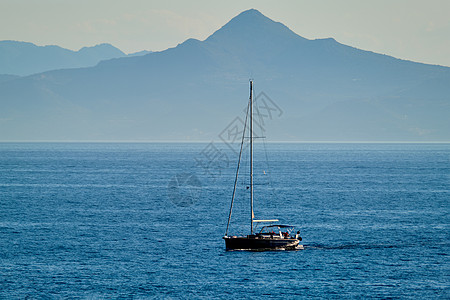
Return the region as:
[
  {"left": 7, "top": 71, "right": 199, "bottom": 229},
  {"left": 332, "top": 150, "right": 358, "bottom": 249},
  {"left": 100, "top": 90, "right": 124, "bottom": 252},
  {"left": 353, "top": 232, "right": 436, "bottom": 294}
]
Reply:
[
  {"left": 250, "top": 80, "right": 254, "bottom": 235},
  {"left": 225, "top": 87, "right": 250, "bottom": 237}
]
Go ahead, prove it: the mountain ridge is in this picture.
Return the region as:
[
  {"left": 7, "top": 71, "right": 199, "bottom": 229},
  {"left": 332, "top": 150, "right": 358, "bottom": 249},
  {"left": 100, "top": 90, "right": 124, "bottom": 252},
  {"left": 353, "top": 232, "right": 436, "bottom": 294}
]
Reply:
[
  {"left": 0, "top": 9, "right": 449, "bottom": 141},
  {"left": 0, "top": 40, "right": 153, "bottom": 76}
]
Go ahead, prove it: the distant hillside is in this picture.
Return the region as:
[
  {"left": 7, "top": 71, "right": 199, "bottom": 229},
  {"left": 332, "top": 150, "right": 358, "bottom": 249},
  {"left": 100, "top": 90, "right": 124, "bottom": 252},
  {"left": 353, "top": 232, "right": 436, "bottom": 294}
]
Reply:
[
  {"left": 0, "top": 9, "right": 449, "bottom": 141},
  {"left": 128, "top": 50, "right": 153, "bottom": 57},
  {"left": 0, "top": 41, "right": 127, "bottom": 76},
  {"left": 0, "top": 74, "right": 19, "bottom": 83}
]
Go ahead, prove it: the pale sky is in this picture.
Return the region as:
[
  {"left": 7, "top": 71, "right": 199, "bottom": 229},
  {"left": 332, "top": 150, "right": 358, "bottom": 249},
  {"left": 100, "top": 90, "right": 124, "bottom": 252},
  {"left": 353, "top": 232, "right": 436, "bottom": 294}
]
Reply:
[{"left": 1, "top": 0, "right": 449, "bottom": 67}]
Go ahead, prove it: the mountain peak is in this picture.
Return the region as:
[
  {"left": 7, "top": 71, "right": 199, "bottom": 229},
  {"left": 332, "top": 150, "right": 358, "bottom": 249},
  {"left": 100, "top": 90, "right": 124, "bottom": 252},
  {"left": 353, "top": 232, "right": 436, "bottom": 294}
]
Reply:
[
  {"left": 205, "top": 9, "right": 305, "bottom": 46},
  {"left": 79, "top": 43, "right": 124, "bottom": 55},
  {"left": 234, "top": 8, "right": 265, "bottom": 19}
]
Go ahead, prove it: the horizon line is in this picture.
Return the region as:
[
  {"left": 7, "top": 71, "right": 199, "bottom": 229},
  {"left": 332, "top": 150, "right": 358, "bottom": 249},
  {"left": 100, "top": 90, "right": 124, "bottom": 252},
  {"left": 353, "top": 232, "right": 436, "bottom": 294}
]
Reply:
[{"left": 0, "top": 140, "right": 449, "bottom": 144}]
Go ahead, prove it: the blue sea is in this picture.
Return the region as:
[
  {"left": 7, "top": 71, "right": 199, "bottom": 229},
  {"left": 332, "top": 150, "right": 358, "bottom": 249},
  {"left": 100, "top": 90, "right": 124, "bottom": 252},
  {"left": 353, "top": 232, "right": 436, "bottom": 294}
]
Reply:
[{"left": 0, "top": 142, "right": 448, "bottom": 298}]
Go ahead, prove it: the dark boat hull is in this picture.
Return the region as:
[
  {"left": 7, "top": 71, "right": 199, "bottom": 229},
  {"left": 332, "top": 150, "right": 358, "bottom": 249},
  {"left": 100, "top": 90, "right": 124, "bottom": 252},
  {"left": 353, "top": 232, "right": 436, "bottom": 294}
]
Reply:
[{"left": 223, "top": 236, "right": 301, "bottom": 251}]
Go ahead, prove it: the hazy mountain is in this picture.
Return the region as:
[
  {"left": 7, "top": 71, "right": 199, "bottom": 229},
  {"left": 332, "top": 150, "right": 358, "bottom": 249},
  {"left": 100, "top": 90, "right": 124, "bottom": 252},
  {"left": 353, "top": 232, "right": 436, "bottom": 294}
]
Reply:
[
  {"left": 0, "top": 41, "right": 127, "bottom": 76},
  {"left": 128, "top": 50, "right": 153, "bottom": 57},
  {"left": 0, "top": 9, "right": 449, "bottom": 141},
  {"left": 0, "top": 74, "right": 20, "bottom": 83}
]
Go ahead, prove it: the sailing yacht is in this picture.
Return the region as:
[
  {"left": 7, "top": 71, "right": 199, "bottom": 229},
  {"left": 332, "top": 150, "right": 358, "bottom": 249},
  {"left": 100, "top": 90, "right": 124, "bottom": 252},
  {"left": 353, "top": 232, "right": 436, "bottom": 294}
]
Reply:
[{"left": 223, "top": 80, "right": 303, "bottom": 251}]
